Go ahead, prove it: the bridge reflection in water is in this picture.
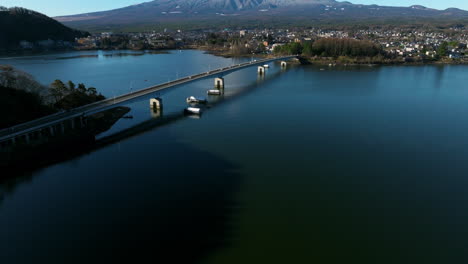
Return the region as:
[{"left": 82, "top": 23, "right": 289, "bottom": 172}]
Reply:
[
  {"left": 1, "top": 62, "right": 288, "bottom": 176},
  {"left": 0, "top": 64, "right": 293, "bottom": 263},
  {"left": 0, "top": 56, "right": 296, "bottom": 149}
]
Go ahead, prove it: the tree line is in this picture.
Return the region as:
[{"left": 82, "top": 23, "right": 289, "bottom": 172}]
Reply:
[
  {"left": 49, "top": 80, "right": 105, "bottom": 110},
  {"left": 274, "top": 38, "right": 384, "bottom": 57},
  {"left": 0, "top": 65, "right": 105, "bottom": 129},
  {"left": 0, "top": 7, "right": 89, "bottom": 51},
  {"left": 204, "top": 33, "right": 266, "bottom": 55}
]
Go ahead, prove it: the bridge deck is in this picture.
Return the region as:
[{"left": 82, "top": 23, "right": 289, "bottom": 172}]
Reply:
[{"left": 0, "top": 55, "right": 296, "bottom": 142}]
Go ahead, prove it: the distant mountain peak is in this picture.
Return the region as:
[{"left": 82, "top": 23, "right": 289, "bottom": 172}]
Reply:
[
  {"left": 445, "top": 7, "right": 463, "bottom": 11},
  {"left": 54, "top": 0, "right": 468, "bottom": 31}
]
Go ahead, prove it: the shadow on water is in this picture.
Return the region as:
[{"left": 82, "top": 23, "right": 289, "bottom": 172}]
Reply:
[
  {"left": 432, "top": 64, "right": 446, "bottom": 89},
  {"left": 0, "top": 66, "right": 290, "bottom": 263},
  {"left": 0, "top": 133, "right": 243, "bottom": 264},
  {"left": 1, "top": 63, "right": 287, "bottom": 182}
]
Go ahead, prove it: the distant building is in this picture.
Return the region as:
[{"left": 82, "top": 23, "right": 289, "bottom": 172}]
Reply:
[{"left": 240, "top": 30, "right": 247, "bottom": 37}]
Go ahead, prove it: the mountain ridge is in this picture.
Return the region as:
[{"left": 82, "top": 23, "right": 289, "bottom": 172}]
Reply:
[
  {"left": 0, "top": 7, "right": 89, "bottom": 51},
  {"left": 54, "top": 0, "right": 468, "bottom": 31}
]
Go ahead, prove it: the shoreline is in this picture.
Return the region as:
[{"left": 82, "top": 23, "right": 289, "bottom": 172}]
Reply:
[
  {"left": 196, "top": 47, "right": 468, "bottom": 65},
  {"left": 1, "top": 47, "right": 466, "bottom": 66},
  {"left": 0, "top": 48, "right": 171, "bottom": 58},
  {"left": 299, "top": 56, "right": 468, "bottom": 66}
]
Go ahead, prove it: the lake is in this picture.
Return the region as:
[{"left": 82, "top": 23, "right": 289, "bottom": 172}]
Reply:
[{"left": 1, "top": 50, "right": 468, "bottom": 263}]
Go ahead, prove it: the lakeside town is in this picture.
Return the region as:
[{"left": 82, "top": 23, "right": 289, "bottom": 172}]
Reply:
[{"left": 19, "top": 25, "right": 468, "bottom": 63}]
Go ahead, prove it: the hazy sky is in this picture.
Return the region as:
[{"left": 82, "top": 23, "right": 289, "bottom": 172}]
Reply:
[{"left": 1, "top": 0, "right": 467, "bottom": 16}]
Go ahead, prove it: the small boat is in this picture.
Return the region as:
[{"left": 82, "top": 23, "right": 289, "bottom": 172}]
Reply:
[
  {"left": 184, "top": 107, "right": 202, "bottom": 115},
  {"left": 207, "top": 89, "right": 222, "bottom": 95},
  {"left": 186, "top": 96, "right": 207, "bottom": 104},
  {"left": 263, "top": 64, "right": 269, "bottom": 68},
  {"left": 123, "top": 115, "right": 134, "bottom": 119}
]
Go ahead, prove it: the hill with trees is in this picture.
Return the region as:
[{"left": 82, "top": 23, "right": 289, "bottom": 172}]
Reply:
[
  {"left": 0, "top": 66, "right": 105, "bottom": 129},
  {"left": 0, "top": 7, "right": 89, "bottom": 52}
]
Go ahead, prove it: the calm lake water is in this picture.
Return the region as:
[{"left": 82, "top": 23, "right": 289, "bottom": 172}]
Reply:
[{"left": 1, "top": 50, "right": 468, "bottom": 263}]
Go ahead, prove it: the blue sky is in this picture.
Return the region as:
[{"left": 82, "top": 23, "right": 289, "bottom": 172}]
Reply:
[{"left": 1, "top": 0, "right": 467, "bottom": 16}]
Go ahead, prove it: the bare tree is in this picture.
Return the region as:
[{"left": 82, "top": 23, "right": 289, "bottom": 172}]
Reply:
[{"left": 0, "top": 65, "right": 49, "bottom": 100}]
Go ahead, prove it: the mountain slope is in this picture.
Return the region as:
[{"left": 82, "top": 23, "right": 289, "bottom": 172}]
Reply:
[
  {"left": 0, "top": 7, "right": 89, "bottom": 50},
  {"left": 55, "top": 0, "right": 468, "bottom": 31}
]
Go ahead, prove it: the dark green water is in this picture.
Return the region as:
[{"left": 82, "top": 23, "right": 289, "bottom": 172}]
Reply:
[{"left": 1, "top": 50, "right": 468, "bottom": 263}]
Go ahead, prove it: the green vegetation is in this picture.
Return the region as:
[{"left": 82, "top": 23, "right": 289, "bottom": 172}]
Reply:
[
  {"left": 201, "top": 33, "right": 266, "bottom": 56},
  {"left": 98, "top": 35, "right": 177, "bottom": 50},
  {"left": 448, "top": 41, "right": 460, "bottom": 47},
  {"left": 49, "top": 80, "right": 105, "bottom": 110},
  {"left": 207, "top": 33, "right": 226, "bottom": 46},
  {"left": 437, "top": 42, "right": 449, "bottom": 57},
  {"left": 0, "top": 65, "right": 105, "bottom": 129},
  {"left": 274, "top": 42, "right": 303, "bottom": 55},
  {"left": 274, "top": 38, "right": 383, "bottom": 58},
  {"left": 0, "top": 7, "right": 89, "bottom": 51}
]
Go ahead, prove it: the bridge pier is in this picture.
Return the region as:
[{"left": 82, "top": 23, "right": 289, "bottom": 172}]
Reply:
[
  {"left": 214, "top": 77, "right": 224, "bottom": 89},
  {"left": 150, "top": 98, "right": 163, "bottom": 110},
  {"left": 258, "top": 66, "right": 265, "bottom": 75},
  {"left": 0, "top": 57, "right": 298, "bottom": 148},
  {"left": 33, "top": 131, "right": 39, "bottom": 140},
  {"left": 79, "top": 116, "right": 87, "bottom": 128},
  {"left": 151, "top": 108, "right": 162, "bottom": 118}
]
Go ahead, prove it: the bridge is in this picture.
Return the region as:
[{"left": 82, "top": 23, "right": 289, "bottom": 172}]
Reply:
[{"left": 0, "top": 55, "right": 297, "bottom": 147}]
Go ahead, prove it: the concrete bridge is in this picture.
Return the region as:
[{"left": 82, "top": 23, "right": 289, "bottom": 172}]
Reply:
[{"left": 0, "top": 55, "right": 297, "bottom": 147}]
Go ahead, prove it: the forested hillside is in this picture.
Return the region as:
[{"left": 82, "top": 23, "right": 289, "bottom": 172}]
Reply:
[
  {"left": 0, "top": 7, "right": 88, "bottom": 51},
  {"left": 0, "top": 66, "right": 105, "bottom": 129}
]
